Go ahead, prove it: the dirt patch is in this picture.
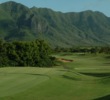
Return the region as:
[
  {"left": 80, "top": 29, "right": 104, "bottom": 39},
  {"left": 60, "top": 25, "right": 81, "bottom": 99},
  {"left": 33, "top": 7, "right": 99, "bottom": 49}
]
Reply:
[{"left": 58, "top": 58, "right": 74, "bottom": 63}]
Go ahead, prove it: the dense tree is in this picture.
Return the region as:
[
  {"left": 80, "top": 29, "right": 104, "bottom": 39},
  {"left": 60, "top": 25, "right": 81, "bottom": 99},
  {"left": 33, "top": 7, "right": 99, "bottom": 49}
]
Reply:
[{"left": 0, "top": 39, "right": 55, "bottom": 67}]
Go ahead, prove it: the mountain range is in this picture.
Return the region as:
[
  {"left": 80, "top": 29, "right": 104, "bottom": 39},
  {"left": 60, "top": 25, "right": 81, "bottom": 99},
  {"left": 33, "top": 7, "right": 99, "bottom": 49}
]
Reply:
[{"left": 0, "top": 1, "right": 110, "bottom": 47}]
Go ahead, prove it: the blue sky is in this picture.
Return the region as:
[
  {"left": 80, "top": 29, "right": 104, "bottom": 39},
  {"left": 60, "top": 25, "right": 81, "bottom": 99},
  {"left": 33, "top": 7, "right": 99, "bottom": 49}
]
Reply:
[{"left": 0, "top": 0, "right": 110, "bottom": 16}]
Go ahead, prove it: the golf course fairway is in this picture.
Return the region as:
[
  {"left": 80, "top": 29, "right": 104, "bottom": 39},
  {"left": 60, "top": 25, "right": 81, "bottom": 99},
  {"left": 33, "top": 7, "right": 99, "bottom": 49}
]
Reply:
[{"left": 0, "top": 53, "right": 110, "bottom": 100}]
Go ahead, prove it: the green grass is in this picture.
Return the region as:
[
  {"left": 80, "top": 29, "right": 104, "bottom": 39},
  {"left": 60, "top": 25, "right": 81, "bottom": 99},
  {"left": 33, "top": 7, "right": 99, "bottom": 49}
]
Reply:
[{"left": 0, "top": 53, "right": 110, "bottom": 100}]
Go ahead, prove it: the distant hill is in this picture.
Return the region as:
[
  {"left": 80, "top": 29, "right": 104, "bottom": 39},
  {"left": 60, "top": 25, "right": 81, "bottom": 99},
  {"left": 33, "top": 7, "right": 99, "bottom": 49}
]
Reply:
[{"left": 0, "top": 1, "right": 110, "bottom": 47}]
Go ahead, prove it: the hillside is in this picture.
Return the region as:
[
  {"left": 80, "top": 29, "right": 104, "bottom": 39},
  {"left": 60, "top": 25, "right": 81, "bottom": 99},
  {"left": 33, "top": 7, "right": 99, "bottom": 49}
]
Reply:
[{"left": 0, "top": 1, "right": 110, "bottom": 47}]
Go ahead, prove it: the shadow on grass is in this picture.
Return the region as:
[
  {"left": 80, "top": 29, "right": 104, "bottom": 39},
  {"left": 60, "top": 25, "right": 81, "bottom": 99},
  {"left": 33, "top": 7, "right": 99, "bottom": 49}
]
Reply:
[
  {"left": 105, "top": 56, "right": 110, "bottom": 59},
  {"left": 103, "top": 62, "right": 110, "bottom": 65},
  {"left": 94, "top": 94, "right": 110, "bottom": 100},
  {"left": 26, "top": 73, "right": 51, "bottom": 79},
  {"left": 59, "top": 69, "right": 82, "bottom": 76},
  {"left": 0, "top": 72, "right": 51, "bottom": 79},
  {"left": 62, "top": 75, "right": 80, "bottom": 81},
  {"left": 80, "top": 72, "right": 110, "bottom": 77}
]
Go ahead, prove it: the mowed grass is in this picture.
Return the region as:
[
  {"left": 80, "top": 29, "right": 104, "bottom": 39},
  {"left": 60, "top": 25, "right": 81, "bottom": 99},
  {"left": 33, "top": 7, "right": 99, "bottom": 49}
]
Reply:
[{"left": 0, "top": 53, "right": 110, "bottom": 100}]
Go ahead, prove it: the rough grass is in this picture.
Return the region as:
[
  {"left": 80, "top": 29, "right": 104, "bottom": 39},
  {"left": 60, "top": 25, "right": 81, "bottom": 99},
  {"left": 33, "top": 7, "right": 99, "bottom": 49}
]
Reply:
[{"left": 0, "top": 53, "right": 110, "bottom": 100}]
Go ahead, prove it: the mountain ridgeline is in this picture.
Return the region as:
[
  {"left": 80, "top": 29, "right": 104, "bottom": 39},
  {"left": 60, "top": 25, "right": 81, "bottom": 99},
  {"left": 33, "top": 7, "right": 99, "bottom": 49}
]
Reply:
[{"left": 0, "top": 1, "right": 110, "bottom": 47}]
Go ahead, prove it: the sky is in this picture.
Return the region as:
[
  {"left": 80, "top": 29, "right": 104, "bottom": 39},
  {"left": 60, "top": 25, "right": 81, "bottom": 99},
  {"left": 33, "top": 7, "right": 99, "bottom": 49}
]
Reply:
[{"left": 0, "top": 0, "right": 110, "bottom": 16}]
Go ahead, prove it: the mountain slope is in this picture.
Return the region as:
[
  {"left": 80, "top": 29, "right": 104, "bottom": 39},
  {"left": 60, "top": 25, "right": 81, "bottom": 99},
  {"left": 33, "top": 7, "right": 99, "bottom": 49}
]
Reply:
[{"left": 0, "top": 1, "right": 110, "bottom": 47}]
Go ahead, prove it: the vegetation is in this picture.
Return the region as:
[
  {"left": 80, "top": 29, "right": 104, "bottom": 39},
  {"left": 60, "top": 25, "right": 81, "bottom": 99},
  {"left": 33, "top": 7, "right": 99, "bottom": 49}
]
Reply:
[
  {"left": 0, "top": 1, "right": 110, "bottom": 100},
  {"left": 0, "top": 53, "right": 110, "bottom": 100},
  {"left": 0, "top": 39, "right": 55, "bottom": 67},
  {"left": 0, "top": 1, "right": 110, "bottom": 47},
  {"left": 54, "top": 46, "right": 110, "bottom": 54}
]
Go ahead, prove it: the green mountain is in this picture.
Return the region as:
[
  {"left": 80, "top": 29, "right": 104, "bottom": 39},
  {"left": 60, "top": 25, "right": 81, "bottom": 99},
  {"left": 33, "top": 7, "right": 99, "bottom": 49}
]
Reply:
[{"left": 0, "top": 1, "right": 110, "bottom": 47}]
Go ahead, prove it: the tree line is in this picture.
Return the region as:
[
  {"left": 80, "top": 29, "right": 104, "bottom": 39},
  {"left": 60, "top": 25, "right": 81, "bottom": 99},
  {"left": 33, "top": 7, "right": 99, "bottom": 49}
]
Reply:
[
  {"left": 0, "top": 39, "right": 55, "bottom": 67},
  {"left": 54, "top": 46, "right": 110, "bottom": 54}
]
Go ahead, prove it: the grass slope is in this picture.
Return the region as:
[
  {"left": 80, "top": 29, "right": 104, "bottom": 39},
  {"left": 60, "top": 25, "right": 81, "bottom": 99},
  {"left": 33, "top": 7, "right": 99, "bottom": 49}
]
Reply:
[{"left": 0, "top": 53, "right": 110, "bottom": 100}]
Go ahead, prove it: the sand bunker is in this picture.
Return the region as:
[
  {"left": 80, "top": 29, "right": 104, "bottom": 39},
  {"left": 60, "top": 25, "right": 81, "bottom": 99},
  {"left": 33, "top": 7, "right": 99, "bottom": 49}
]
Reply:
[{"left": 58, "top": 58, "right": 74, "bottom": 62}]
